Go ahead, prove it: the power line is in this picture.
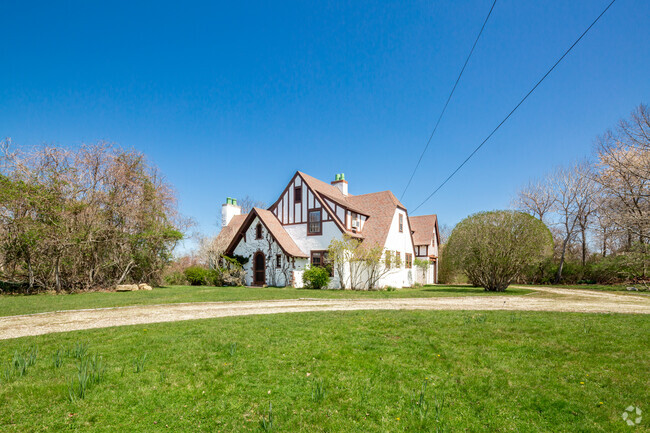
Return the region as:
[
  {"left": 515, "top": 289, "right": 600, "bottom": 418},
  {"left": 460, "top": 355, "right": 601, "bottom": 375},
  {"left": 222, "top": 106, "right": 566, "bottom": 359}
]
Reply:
[
  {"left": 400, "top": 0, "right": 498, "bottom": 201},
  {"left": 411, "top": 0, "right": 617, "bottom": 214}
]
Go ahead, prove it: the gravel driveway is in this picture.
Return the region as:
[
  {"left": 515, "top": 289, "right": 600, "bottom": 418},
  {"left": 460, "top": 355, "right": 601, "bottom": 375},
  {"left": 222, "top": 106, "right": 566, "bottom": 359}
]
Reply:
[{"left": 1, "top": 286, "right": 648, "bottom": 340}]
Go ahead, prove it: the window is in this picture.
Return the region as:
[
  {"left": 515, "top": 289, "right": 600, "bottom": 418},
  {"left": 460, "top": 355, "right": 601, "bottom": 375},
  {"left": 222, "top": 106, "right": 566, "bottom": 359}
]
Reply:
[
  {"left": 308, "top": 209, "right": 322, "bottom": 235},
  {"left": 395, "top": 252, "right": 402, "bottom": 268},
  {"left": 406, "top": 253, "right": 412, "bottom": 269},
  {"left": 294, "top": 186, "right": 302, "bottom": 203},
  {"left": 311, "top": 251, "right": 324, "bottom": 267},
  {"left": 399, "top": 214, "right": 403, "bottom": 233},
  {"left": 311, "top": 251, "right": 333, "bottom": 276},
  {"left": 255, "top": 223, "right": 263, "bottom": 239},
  {"left": 276, "top": 254, "right": 282, "bottom": 269}
]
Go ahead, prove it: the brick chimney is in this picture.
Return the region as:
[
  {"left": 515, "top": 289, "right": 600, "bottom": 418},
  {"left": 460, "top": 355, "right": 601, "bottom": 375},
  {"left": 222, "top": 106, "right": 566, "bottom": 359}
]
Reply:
[
  {"left": 331, "top": 173, "right": 348, "bottom": 196},
  {"left": 221, "top": 197, "right": 241, "bottom": 227}
]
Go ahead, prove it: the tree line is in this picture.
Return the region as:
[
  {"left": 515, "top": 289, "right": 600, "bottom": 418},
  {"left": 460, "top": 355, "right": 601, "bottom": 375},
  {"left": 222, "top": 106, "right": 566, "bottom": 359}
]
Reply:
[
  {"left": 0, "top": 141, "right": 185, "bottom": 293},
  {"left": 513, "top": 104, "right": 650, "bottom": 285}
]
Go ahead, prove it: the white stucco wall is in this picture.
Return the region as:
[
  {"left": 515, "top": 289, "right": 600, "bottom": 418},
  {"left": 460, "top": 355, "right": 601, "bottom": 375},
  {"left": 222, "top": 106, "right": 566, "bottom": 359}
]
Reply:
[
  {"left": 284, "top": 221, "right": 343, "bottom": 289},
  {"left": 230, "top": 206, "right": 422, "bottom": 289},
  {"left": 414, "top": 263, "right": 436, "bottom": 285},
  {"left": 232, "top": 216, "right": 297, "bottom": 287},
  {"left": 283, "top": 221, "right": 345, "bottom": 289},
  {"left": 283, "top": 220, "right": 342, "bottom": 253},
  {"left": 377, "top": 208, "right": 416, "bottom": 288}
]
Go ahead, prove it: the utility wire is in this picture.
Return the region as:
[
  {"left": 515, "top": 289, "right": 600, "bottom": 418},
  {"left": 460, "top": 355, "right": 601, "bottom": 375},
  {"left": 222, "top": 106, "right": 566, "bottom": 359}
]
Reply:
[
  {"left": 400, "top": 0, "right": 498, "bottom": 201},
  {"left": 411, "top": 0, "right": 617, "bottom": 214}
]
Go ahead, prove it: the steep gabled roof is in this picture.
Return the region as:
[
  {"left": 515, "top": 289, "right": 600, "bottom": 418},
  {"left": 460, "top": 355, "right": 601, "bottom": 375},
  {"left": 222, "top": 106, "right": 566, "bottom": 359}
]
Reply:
[
  {"left": 346, "top": 190, "right": 408, "bottom": 248},
  {"left": 317, "top": 191, "right": 368, "bottom": 215},
  {"left": 294, "top": 171, "right": 359, "bottom": 235},
  {"left": 225, "top": 207, "right": 308, "bottom": 258},
  {"left": 297, "top": 171, "right": 369, "bottom": 216},
  {"left": 409, "top": 214, "right": 440, "bottom": 246},
  {"left": 265, "top": 171, "right": 425, "bottom": 252},
  {"left": 297, "top": 171, "right": 351, "bottom": 200},
  {"left": 213, "top": 214, "right": 247, "bottom": 252}
]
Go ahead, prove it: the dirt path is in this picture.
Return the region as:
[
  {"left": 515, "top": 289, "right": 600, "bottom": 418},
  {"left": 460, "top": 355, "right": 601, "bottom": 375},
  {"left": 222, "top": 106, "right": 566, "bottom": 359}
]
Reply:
[{"left": 1, "top": 286, "right": 649, "bottom": 340}]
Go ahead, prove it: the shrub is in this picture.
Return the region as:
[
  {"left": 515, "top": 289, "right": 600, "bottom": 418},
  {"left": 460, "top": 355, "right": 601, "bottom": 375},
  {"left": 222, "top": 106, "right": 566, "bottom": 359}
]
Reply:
[
  {"left": 163, "top": 271, "right": 187, "bottom": 286},
  {"left": 206, "top": 269, "right": 224, "bottom": 286},
  {"left": 222, "top": 267, "right": 246, "bottom": 286},
  {"left": 184, "top": 266, "right": 209, "bottom": 286},
  {"left": 445, "top": 210, "right": 553, "bottom": 291},
  {"left": 303, "top": 266, "right": 330, "bottom": 290},
  {"left": 587, "top": 255, "right": 626, "bottom": 284}
]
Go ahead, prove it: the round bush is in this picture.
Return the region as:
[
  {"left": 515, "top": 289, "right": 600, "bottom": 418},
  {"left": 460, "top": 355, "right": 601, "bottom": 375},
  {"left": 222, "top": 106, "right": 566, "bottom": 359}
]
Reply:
[
  {"left": 184, "top": 266, "right": 209, "bottom": 286},
  {"left": 303, "top": 266, "right": 330, "bottom": 290},
  {"left": 445, "top": 210, "right": 553, "bottom": 291}
]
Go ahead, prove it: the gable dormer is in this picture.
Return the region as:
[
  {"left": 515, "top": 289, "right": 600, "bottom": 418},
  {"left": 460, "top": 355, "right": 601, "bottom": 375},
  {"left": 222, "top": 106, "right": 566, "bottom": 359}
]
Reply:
[
  {"left": 269, "top": 172, "right": 336, "bottom": 228},
  {"left": 269, "top": 172, "right": 369, "bottom": 235}
]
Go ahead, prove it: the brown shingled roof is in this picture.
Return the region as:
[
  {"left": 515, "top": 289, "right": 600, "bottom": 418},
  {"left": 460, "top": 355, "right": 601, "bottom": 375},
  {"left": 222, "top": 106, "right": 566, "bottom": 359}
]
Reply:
[
  {"left": 213, "top": 214, "right": 247, "bottom": 253},
  {"left": 297, "top": 171, "right": 370, "bottom": 216},
  {"left": 225, "top": 208, "right": 308, "bottom": 258},
  {"left": 409, "top": 214, "right": 440, "bottom": 246},
  {"left": 266, "top": 171, "right": 427, "bottom": 252},
  {"left": 346, "top": 190, "right": 408, "bottom": 248},
  {"left": 298, "top": 171, "right": 351, "bottom": 199},
  {"left": 255, "top": 208, "right": 308, "bottom": 257},
  {"left": 295, "top": 172, "right": 416, "bottom": 248}
]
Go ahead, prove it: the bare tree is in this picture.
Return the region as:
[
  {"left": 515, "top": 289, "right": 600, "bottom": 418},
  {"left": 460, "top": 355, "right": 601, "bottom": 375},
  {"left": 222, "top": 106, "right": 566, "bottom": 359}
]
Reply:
[
  {"left": 592, "top": 200, "right": 615, "bottom": 257},
  {"left": 574, "top": 163, "right": 599, "bottom": 266},
  {"left": 551, "top": 166, "right": 582, "bottom": 282},
  {"left": 0, "top": 140, "right": 186, "bottom": 292},
  {"left": 238, "top": 196, "right": 267, "bottom": 215},
  {"left": 438, "top": 223, "right": 453, "bottom": 245},
  {"left": 514, "top": 176, "right": 556, "bottom": 223},
  {"left": 595, "top": 104, "right": 650, "bottom": 244}
]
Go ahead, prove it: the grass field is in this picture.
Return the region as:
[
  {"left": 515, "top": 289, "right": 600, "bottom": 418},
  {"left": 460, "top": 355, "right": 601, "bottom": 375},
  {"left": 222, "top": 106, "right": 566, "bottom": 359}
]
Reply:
[
  {"left": 523, "top": 283, "right": 648, "bottom": 293},
  {"left": 1, "top": 310, "right": 647, "bottom": 432},
  {"left": 0, "top": 285, "right": 532, "bottom": 317}
]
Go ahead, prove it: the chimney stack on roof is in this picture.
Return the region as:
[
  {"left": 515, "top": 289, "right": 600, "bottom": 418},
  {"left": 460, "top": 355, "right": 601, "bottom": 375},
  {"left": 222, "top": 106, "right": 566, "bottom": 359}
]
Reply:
[
  {"left": 222, "top": 197, "right": 241, "bottom": 227},
  {"left": 331, "top": 173, "right": 348, "bottom": 196}
]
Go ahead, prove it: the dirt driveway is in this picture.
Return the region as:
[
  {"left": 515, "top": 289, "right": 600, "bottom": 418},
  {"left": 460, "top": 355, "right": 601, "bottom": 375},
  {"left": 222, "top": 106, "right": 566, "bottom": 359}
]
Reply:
[{"left": 1, "top": 286, "right": 649, "bottom": 340}]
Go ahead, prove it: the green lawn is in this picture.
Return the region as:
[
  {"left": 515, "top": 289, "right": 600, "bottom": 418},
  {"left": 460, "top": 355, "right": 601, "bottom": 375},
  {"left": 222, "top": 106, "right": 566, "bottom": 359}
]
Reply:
[
  {"left": 1, "top": 310, "right": 648, "bottom": 432},
  {"left": 522, "top": 283, "right": 649, "bottom": 293},
  {"left": 0, "top": 285, "right": 532, "bottom": 317}
]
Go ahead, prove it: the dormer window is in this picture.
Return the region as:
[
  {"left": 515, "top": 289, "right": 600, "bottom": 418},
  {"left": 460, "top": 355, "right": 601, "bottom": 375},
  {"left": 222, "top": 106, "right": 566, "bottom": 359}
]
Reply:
[
  {"left": 255, "top": 223, "right": 263, "bottom": 239},
  {"left": 351, "top": 212, "right": 359, "bottom": 231}
]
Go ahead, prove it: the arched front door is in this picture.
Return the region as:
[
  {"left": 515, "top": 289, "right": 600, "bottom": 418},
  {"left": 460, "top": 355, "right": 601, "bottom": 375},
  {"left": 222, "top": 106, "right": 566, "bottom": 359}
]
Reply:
[{"left": 253, "top": 252, "right": 265, "bottom": 286}]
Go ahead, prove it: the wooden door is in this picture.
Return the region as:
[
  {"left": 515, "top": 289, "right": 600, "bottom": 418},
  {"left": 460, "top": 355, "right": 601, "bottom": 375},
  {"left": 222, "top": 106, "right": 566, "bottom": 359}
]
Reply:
[{"left": 253, "top": 252, "right": 265, "bottom": 286}]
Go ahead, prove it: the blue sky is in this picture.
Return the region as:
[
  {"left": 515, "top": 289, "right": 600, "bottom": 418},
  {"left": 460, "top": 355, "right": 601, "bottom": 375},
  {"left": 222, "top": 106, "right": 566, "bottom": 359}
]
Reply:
[{"left": 1, "top": 0, "right": 648, "bottom": 252}]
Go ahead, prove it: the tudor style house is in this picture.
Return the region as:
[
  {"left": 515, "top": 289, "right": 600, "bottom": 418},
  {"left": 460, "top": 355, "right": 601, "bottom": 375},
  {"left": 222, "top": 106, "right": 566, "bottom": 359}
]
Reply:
[{"left": 215, "top": 171, "right": 440, "bottom": 288}]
